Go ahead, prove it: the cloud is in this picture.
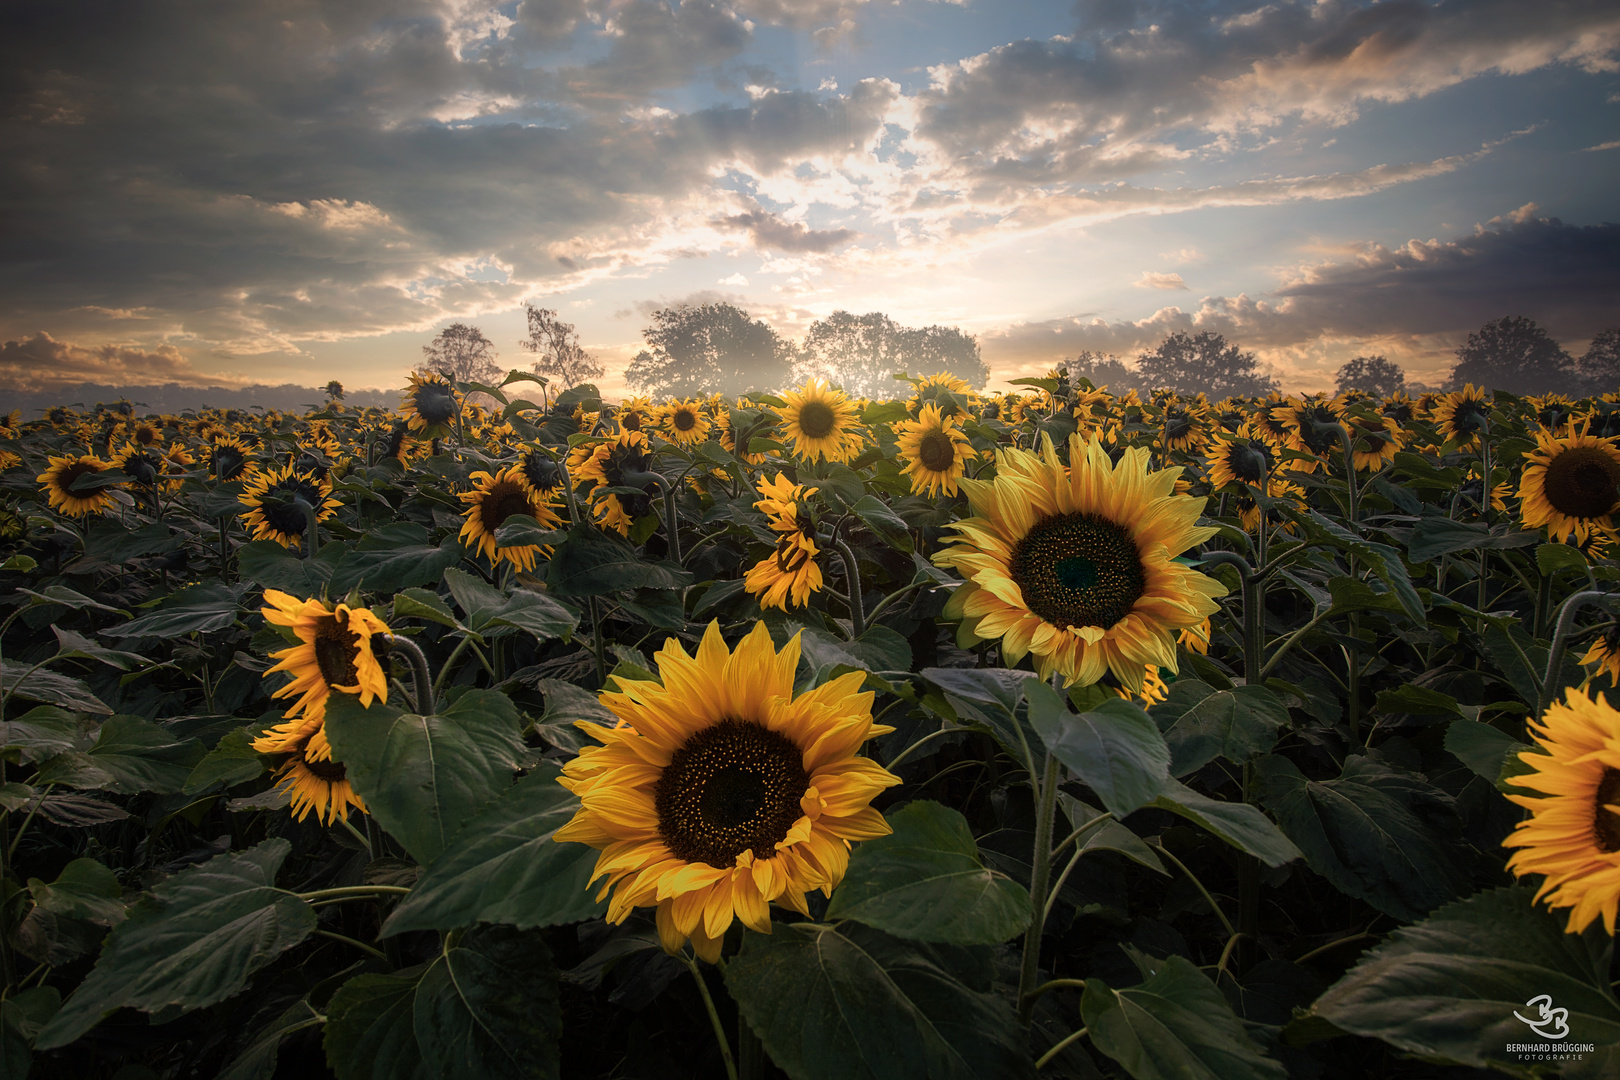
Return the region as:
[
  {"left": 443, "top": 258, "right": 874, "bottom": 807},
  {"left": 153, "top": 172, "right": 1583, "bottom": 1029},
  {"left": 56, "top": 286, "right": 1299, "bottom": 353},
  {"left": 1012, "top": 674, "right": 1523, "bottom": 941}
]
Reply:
[
  {"left": 0, "top": 332, "right": 247, "bottom": 392},
  {"left": 713, "top": 208, "right": 860, "bottom": 252},
  {"left": 1135, "top": 271, "right": 1188, "bottom": 290}
]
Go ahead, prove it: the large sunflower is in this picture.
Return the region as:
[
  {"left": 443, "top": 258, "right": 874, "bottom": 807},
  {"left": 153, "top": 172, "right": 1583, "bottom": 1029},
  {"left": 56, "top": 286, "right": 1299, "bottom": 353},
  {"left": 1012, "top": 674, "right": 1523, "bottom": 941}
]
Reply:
[
  {"left": 257, "top": 590, "right": 391, "bottom": 725},
  {"left": 239, "top": 463, "right": 341, "bottom": 548},
  {"left": 744, "top": 475, "right": 823, "bottom": 610},
  {"left": 658, "top": 399, "right": 711, "bottom": 446},
  {"left": 1207, "top": 429, "right": 1273, "bottom": 492},
  {"left": 554, "top": 622, "right": 900, "bottom": 962},
  {"left": 1503, "top": 688, "right": 1620, "bottom": 934},
  {"left": 568, "top": 429, "right": 655, "bottom": 536},
  {"left": 459, "top": 465, "right": 562, "bottom": 573},
  {"left": 1345, "top": 412, "right": 1404, "bottom": 472},
  {"left": 37, "top": 454, "right": 120, "bottom": 517},
  {"left": 1518, "top": 427, "right": 1620, "bottom": 543},
  {"left": 935, "top": 433, "right": 1226, "bottom": 690},
  {"left": 778, "top": 379, "right": 865, "bottom": 464},
  {"left": 894, "top": 403, "right": 978, "bottom": 497},
  {"left": 401, "top": 371, "right": 463, "bottom": 438}
]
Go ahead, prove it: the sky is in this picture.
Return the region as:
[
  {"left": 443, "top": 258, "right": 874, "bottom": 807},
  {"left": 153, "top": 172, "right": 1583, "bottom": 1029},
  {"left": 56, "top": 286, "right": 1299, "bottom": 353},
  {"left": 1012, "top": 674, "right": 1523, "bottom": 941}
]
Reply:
[{"left": 1, "top": 0, "right": 1618, "bottom": 402}]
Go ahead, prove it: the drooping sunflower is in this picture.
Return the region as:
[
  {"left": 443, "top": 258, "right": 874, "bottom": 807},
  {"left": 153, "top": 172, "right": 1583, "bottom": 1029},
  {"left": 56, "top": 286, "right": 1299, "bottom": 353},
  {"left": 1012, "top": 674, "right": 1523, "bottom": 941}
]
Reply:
[
  {"left": 1159, "top": 400, "right": 1213, "bottom": 455},
  {"left": 257, "top": 589, "right": 392, "bottom": 725},
  {"left": 615, "top": 396, "right": 655, "bottom": 433},
  {"left": 110, "top": 441, "right": 168, "bottom": 488},
  {"left": 894, "top": 403, "right": 978, "bottom": 497},
  {"left": 658, "top": 399, "right": 711, "bottom": 446},
  {"left": 744, "top": 474, "right": 823, "bottom": 610},
  {"left": 37, "top": 454, "right": 119, "bottom": 517},
  {"left": 936, "top": 433, "right": 1226, "bottom": 691},
  {"left": 1581, "top": 625, "right": 1620, "bottom": 687},
  {"left": 778, "top": 379, "right": 865, "bottom": 464},
  {"left": 554, "top": 621, "right": 901, "bottom": 962},
  {"left": 239, "top": 463, "right": 341, "bottom": 548},
  {"left": 257, "top": 718, "right": 368, "bottom": 826},
  {"left": 459, "top": 465, "right": 562, "bottom": 573},
  {"left": 1207, "top": 430, "right": 1274, "bottom": 492},
  {"left": 401, "top": 371, "right": 463, "bottom": 438},
  {"left": 1270, "top": 395, "right": 1345, "bottom": 470},
  {"left": 1503, "top": 688, "right": 1620, "bottom": 934},
  {"left": 1518, "top": 427, "right": 1620, "bottom": 543},
  {"left": 1431, "top": 384, "right": 1491, "bottom": 450}
]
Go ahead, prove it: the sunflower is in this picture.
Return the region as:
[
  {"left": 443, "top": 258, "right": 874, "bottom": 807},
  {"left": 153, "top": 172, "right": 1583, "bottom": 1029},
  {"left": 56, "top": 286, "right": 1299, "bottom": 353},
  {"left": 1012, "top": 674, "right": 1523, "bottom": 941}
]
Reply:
[
  {"left": 1207, "top": 430, "right": 1274, "bottom": 492},
  {"left": 744, "top": 475, "right": 823, "bottom": 610},
  {"left": 0, "top": 409, "right": 21, "bottom": 437},
  {"left": 1503, "top": 688, "right": 1620, "bottom": 934},
  {"left": 778, "top": 379, "right": 865, "bottom": 464},
  {"left": 239, "top": 463, "right": 341, "bottom": 548},
  {"left": 907, "top": 372, "right": 976, "bottom": 420},
  {"left": 554, "top": 621, "right": 901, "bottom": 962},
  {"left": 401, "top": 371, "right": 463, "bottom": 438},
  {"left": 614, "top": 396, "right": 654, "bottom": 433},
  {"left": 459, "top": 465, "right": 562, "bottom": 573},
  {"left": 1431, "top": 384, "right": 1491, "bottom": 450},
  {"left": 719, "top": 409, "right": 769, "bottom": 466},
  {"left": 1159, "top": 400, "right": 1213, "bottom": 455},
  {"left": 0, "top": 448, "right": 19, "bottom": 471},
  {"left": 658, "top": 399, "right": 711, "bottom": 446},
  {"left": 1581, "top": 625, "right": 1620, "bottom": 687},
  {"left": 130, "top": 421, "right": 163, "bottom": 447},
  {"left": 1235, "top": 478, "right": 1305, "bottom": 533},
  {"left": 1113, "top": 665, "right": 1169, "bottom": 707},
  {"left": 37, "top": 454, "right": 119, "bottom": 517},
  {"left": 1518, "top": 427, "right": 1620, "bottom": 543},
  {"left": 568, "top": 429, "right": 656, "bottom": 536},
  {"left": 894, "top": 403, "right": 978, "bottom": 497},
  {"left": 257, "top": 590, "right": 392, "bottom": 726},
  {"left": 936, "top": 433, "right": 1226, "bottom": 691},
  {"left": 515, "top": 448, "right": 565, "bottom": 501},
  {"left": 110, "top": 442, "right": 168, "bottom": 488},
  {"left": 1270, "top": 395, "right": 1345, "bottom": 470},
  {"left": 1345, "top": 412, "right": 1404, "bottom": 471},
  {"left": 258, "top": 719, "right": 367, "bottom": 826}
]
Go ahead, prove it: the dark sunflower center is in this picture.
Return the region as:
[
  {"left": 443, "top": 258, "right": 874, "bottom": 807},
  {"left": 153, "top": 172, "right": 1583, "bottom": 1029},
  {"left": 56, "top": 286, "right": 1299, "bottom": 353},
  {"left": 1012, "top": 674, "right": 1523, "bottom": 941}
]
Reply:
[
  {"left": 135, "top": 427, "right": 158, "bottom": 445},
  {"left": 479, "top": 481, "right": 535, "bottom": 532},
  {"left": 621, "top": 411, "right": 642, "bottom": 431},
  {"left": 1009, "top": 512, "right": 1145, "bottom": 630},
  {"left": 1228, "top": 444, "right": 1271, "bottom": 483},
  {"left": 1165, "top": 411, "right": 1194, "bottom": 441},
  {"left": 673, "top": 409, "right": 696, "bottom": 432},
  {"left": 313, "top": 615, "right": 362, "bottom": 688},
  {"left": 1448, "top": 401, "right": 1488, "bottom": 434},
  {"left": 798, "top": 401, "right": 837, "bottom": 440},
  {"left": 655, "top": 719, "right": 809, "bottom": 869},
  {"left": 58, "top": 462, "right": 100, "bottom": 491},
  {"left": 918, "top": 431, "right": 956, "bottom": 472},
  {"left": 414, "top": 384, "right": 459, "bottom": 424},
  {"left": 302, "top": 755, "right": 349, "bottom": 782},
  {"left": 213, "top": 446, "right": 246, "bottom": 481},
  {"left": 1544, "top": 446, "right": 1620, "bottom": 519},
  {"left": 262, "top": 479, "right": 323, "bottom": 534},
  {"left": 1595, "top": 768, "right": 1620, "bottom": 854},
  {"left": 125, "top": 452, "right": 161, "bottom": 486}
]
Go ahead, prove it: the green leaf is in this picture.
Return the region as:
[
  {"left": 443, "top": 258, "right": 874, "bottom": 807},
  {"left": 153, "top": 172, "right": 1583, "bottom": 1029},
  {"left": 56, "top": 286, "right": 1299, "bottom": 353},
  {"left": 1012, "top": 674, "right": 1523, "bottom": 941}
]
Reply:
[
  {"left": 918, "top": 667, "right": 1036, "bottom": 767},
  {"left": 102, "top": 581, "right": 245, "bottom": 638},
  {"left": 1147, "top": 780, "right": 1301, "bottom": 867},
  {"left": 328, "top": 523, "right": 464, "bottom": 594},
  {"left": 1537, "top": 541, "right": 1589, "bottom": 577},
  {"left": 1302, "top": 887, "right": 1620, "bottom": 1078},
  {"left": 1058, "top": 795, "right": 1167, "bottom": 875},
  {"left": 218, "top": 998, "right": 321, "bottom": 1080},
  {"left": 825, "top": 801, "right": 1030, "bottom": 945},
  {"left": 532, "top": 679, "right": 614, "bottom": 752},
  {"left": 1254, "top": 754, "right": 1471, "bottom": 921},
  {"left": 235, "top": 539, "right": 346, "bottom": 596},
  {"left": 411, "top": 925, "right": 561, "bottom": 1079},
  {"left": 384, "top": 762, "right": 605, "bottom": 936},
  {"left": 323, "top": 973, "right": 426, "bottom": 1080},
  {"left": 850, "top": 494, "right": 914, "bottom": 554},
  {"left": 323, "top": 690, "right": 527, "bottom": 865},
  {"left": 36, "top": 839, "right": 314, "bottom": 1049},
  {"left": 1405, "top": 517, "right": 1539, "bottom": 562},
  {"left": 1, "top": 706, "right": 87, "bottom": 761},
  {"left": 28, "top": 858, "right": 125, "bottom": 927},
  {"left": 725, "top": 921, "right": 1034, "bottom": 1080},
  {"left": 0, "top": 663, "right": 111, "bottom": 715},
  {"left": 1372, "top": 684, "right": 1461, "bottom": 719},
  {"left": 1150, "top": 681, "right": 1286, "bottom": 777},
  {"left": 17, "top": 585, "right": 123, "bottom": 614},
  {"left": 87, "top": 716, "right": 205, "bottom": 795},
  {"left": 1028, "top": 683, "right": 1170, "bottom": 819},
  {"left": 443, "top": 566, "right": 506, "bottom": 622},
  {"left": 480, "top": 589, "right": 579, "bottom": 641},
  {"left": 1082, "top": 952, "right": 1287, "bottom": 1080},
  {"left": 491, "top": 515, "right": 566, "bottom": 549},
  {"left": 391, "top": 588, "right": 469, "bottom": 634},
  {"left": 1443, "top": 719, "right": 1528, "bottom": 782},
  {"left": 182, "top": 728, "right": 268, "bottom": 793},
  {"left": 544, "top": 525, "right": 692, "bottom": 597},
  {"left": 1, "top": 554, "right": 37, "bottom": 573},
  {"left": 0, "top": 783, "right": 34, "bottom": 813},
  {"left": 50, "top": 627, "right": 149, "bottom": 671}
]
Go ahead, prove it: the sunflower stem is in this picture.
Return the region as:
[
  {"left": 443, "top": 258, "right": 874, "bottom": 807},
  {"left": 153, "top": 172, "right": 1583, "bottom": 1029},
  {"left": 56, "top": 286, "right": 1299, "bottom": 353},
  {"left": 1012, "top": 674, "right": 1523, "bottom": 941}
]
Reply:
[
  {"left": 1035, "top": 1027, "right": 1088, "bottom": 1070},
  {"left": 387, "top": 635, "right": 435, "bottom": 715},
  {"left": 662, "top": 478, "right": 683, "bottom": 564},
  {"left": 298, "top": 497, "right": 320, "bottom": 559},
  {"left": 1017, "top": 750, "right": 1062, "bottom": 1027},
  {"left": 682, "top": 954, "right": 739, "bottom": 1080},
  {"left": 832, "top": 537, "right": 867, "bottom": 639},
  {"left": 1539, "top": 590, "right": 1612, "bottom": 715},
  {"left": 587, "top": 597, "right": 609, "bottom": 687}
]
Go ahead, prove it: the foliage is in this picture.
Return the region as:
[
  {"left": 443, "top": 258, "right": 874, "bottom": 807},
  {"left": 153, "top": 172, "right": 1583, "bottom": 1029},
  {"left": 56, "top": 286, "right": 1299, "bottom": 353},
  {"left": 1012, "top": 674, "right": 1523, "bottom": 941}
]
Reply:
[
  {"left": 520, "top": 305, "right": 603, "bottom": 392},
  {"left": 1450, "top": 315, "right": 1579, "bottom": 395},
  {"left": 795, "top": 311, "right": 988, "bottom": 399},
  {"left": 625, "top": 302, "right": 792, "bottom": 399},
  {"left": 1135, "top": 330, "right": 1279, "bottom": 398},
  {"left": 1333, "top": 355, "right": 1405, "bottom": 397},
  {"left": 418, "top": 323, "right": 501, "bottom": 385}
]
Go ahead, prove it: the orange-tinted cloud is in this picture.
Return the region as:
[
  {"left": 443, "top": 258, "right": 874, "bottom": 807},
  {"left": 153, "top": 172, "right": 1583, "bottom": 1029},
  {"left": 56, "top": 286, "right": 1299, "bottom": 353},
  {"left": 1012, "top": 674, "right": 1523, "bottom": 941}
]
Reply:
[{"left": 0, "top": 332, "right": 248, "bottom": 392}]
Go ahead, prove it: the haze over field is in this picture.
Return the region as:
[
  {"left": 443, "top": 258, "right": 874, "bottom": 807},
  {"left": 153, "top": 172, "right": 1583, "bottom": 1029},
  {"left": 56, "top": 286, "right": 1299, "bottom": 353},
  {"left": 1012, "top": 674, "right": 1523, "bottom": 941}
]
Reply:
[{"left": 2, "top": 0, "right": 1618, "bottom": 402}]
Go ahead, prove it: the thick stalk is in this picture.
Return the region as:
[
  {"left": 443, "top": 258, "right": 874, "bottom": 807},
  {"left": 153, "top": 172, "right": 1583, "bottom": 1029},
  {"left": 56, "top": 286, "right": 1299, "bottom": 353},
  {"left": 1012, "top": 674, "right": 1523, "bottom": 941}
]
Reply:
[
  {"left": 1017, "top": 752, "right": 1062, "bottom": 1025},
  {"left": 1539, "top": 590, "right": 1611, "bottom": 715},
  {"left": 386, "top": 635, "right": 435, "bottom": 715},
  {"left": 1198, "top": 551, "right": 1259, "bottom": 684},
  {"left": 832, "top": 537, "right": 867, "bottom": 639},
  {"left": 299, "top": 498, "right": 321, "bottom": 559},
  {"left": 683, "top": 956, "right": 739, "bottom": 1080},
  {"left": 662, "top": 480, "right": 683, "bottom": 565}
]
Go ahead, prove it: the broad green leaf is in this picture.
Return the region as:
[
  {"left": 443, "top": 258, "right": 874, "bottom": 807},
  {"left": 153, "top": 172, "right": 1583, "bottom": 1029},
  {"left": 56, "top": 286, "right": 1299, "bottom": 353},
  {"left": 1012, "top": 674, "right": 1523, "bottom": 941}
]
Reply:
[
  {"left": 323, "top": 690, "right": 527, "bottom": 865},
  {"left": 533, "top": 678, "right": 615, "bottom": 752},
  {"left": 28, "top": 858, "right": 125, "bottom": 926},
  {"left": 825, "top": 801, "right": 1030, "bottom": 945},
  {"left": 1372, "top": 684, "right": 1462, "bottom": 719},
  {"left": 1444, "top": 719, "right": 1527, "bottom": 782},
  {"left": 218, "top": 998, "right": 321, "bottom": 1080},
  {"left": 0, "top": 663, "right": 111, "bottom": 715},
  {"left": 101, "top": 581, "right": 245, "bottom": 638},
  {"left": 1059, "top": 795, "right": 1166, "bottom": 875},
  {"left": 86, "top": 716, "right": 205, "bottom": 795},
  {"left": 0, "top": 706, "right": 85, "bottom": 761},
  {"left": 919, "top": 667, "right": 1037, "bottom": 767},
  {"left": 1150, "top": 681, "right": 1286, "bottom": 777},
  {"left": 182, "top": 727, "right": 268, "bottom": 793},
  {"left": 1254, "top": 754, "right": 1471, "bottom": 921},
  {"left": 443, "top": 566, "right": 505, "bottom": 623},
  {"left": 17, "top": 585, "right": 123, "bottom": 614},
  {"left": 1083, "top": 952, "right": 1287, "bottom": 1080},
  {"left": 50, "top": 627, "right": 149, "bottom": 671},
  {"left": 328, "top": 523, "right": 463, "bottom": 594},
  {"left": 480, "top": 589, "right": 578, "bottom": 641},
  {"left": 412, "top": 925, "right": 561, "bottom": 1080},
  {"left": 725, "top": 921, "right": 1034, "bottom": 1080},
  {"left": 324, "top": 973, "right": 426, "bottom": 1080},
  {"left": 1028, "top": 682, "right": 1170, "bottom": 819},
  {"left": 36, "top": 839, "right": 314, "bottom": 1049},
  {"left": 1537, "top": 541, "right": 1589, "bottom": 576},
  {"left": 1405, "top": 517, "right": 1539, "bottom": 562},
  {"left": 1302, "top": 887, "right": 1620, "bottom": 1078},
  {"left": 491, "top": 515, "right": 567, "bottom": 549},
  {"left": 1147, "top": 780, "right": 1301, "bottom": 868},
  {"left": 0, "top": 986, "right": 58, "bottom": 1079},
  {"left": 0, "top": 783, "right": 34, "bottom": 812},
  {"left": 391, "top": 587, "right": 465, "bottom": 634},
  {"left": 544, "top": 525, "right": 692, "bottom": 597},
  {"left": 235, "top": 539, "right": 347, "bottom": 596},
  {"left": 850, "top": 494, "right": 914, "bottom": 554},
  {"left": 28, "top": 792, "right": 130, "bottom": 827},
  {"left": 384, "top": 762, "right": 605, "bottom": 936}
]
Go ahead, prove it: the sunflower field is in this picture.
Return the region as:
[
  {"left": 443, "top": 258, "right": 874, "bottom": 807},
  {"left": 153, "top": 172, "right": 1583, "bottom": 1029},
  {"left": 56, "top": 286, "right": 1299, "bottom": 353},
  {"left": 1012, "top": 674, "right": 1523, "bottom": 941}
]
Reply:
[{"left": 2, "top": 370, "right": 1620, "bottom": 1080}]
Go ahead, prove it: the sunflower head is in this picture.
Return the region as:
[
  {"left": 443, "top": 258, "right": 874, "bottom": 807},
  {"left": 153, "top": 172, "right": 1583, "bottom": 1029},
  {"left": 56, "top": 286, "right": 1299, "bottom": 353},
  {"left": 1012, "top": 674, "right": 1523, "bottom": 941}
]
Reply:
[
  {"left": 1518, "top": 427, "right": 1620, "bottom": 543},
  {"left": 1432, "top": 384, "right": 1491, "bottom": 449},
  {"left": 111, "top": 442, "right": 166, "bottom": 487},
  {"left": 659, "top": 399, "right": 711, "bottom": 446},
  {"left": 895, "top": 403, "right": 978, "bottom": 497},
  {"left": 1208, "top": 431, "right": 1274, "bottom": 491},
  {"left": 36, "top": 454, "right": 119, "bottom": 518},
  {"left": 402, "top": 372, "right": 463, "bottom": 437},
  {"left": 259, "top": 590, "right": 392, "bottom": 725},
  {"left": 778, "top": 379, "right": 865, "bottom": 464},
  {"left": 239, "top": 464, "right": 341, "bottom": 548},
  {"left": 907, "top": 373, "right": 976, "bottom": 420},
  {"left": 554, "top": 621, "right": 900, "bottom": 962},
  {"left": 1503, "top": 688, "right": 1620, "bottom": 934},
  {"left": 459, "top": 465, "right": 561, "bottom": 572},
  {"left": 262, "top": 723, "right": 367, "bottom": 826},
  {"left": 1345, "top": 412, "right": 1404, "bottom": 471}
]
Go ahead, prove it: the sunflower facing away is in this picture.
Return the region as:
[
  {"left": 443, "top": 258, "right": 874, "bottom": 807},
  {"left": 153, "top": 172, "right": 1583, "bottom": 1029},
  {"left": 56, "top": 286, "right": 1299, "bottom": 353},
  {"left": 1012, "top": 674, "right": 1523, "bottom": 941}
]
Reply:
[
  {"left": 778, "top": 379, "right": 865, "bottom": 464},
  {"left": 239, "top": 463, "right": 341, "bottom": 548},
  {"left": 401, "top": 371, "right": 463, "bottom": 438},
  {"left": 935, "top": 433, "right": 1226, "bottom": 691},
  {"left": 658, "top": 399, "right": 711, "bottom": 446},
  {"left": 1503, "top": 688, "right": 1620, "bottom": 935},
  {"left": 1518, "top": 426, "right": 1620, "bottom": 544},
  {"left": 459, "top": 465, "right": 562, "bottom": 573},
  {"left": 744, "top": 474, "right": 824, "bottom": 610},
  {"left": 37, "top": 455, "right": 120, "bottom": 517},
  {"left": 894, "top": 403, "right": 978, "bottom": 497},
  {"left": 257, "top": 589, "right": 392, "bottom": 725},
  {"left": 1581, "top": 625, "right": 1620, "bottom": 688},
  {"left": 555, "top": 621, "right": 900, "bottom": 962}
]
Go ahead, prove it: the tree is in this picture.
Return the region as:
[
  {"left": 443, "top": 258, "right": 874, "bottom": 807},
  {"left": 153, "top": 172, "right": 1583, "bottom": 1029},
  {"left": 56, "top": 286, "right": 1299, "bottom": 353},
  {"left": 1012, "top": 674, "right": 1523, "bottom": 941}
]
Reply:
[
  {"left": 418, "top": 323, "right": 500, "bottom": 385},
  {"left": 1065, "top": 350, "right": 1144, "bottom": 393},
  {"left": 795, "top": 311, "right": 988, "bottom": 399},
  {"left": 624, "top": 303, "right": 792, "bottom": 400},
  {"left": 520, "top": 305, "right": 603, "bottom": 390},
  {"left": 1334, "top": 355, "right": 1405, "bottom": 398},
  {"left": 1578, "top": 328, "right": 1620, "bottom": 397},
  {"left": 1448, "top": 316, "right": 1577, "bottom": 395},
  {"left": 1136, "top": 330, "right": 1278, "bottom": 399}
]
